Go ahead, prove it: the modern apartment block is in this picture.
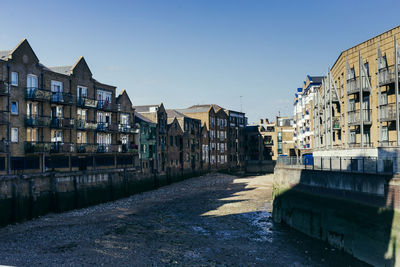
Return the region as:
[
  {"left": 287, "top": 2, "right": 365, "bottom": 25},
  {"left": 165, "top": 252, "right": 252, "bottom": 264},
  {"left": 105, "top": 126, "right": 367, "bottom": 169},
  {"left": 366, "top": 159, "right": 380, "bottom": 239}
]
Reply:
[
  {"left": 133, "top": 104, "right": 168, "bottom": 175},
  {"left": 293, "top": 76, "right": 322, "bottom": 156},
  {"left": 312, "top": 25, "right": 400, "bottom": 162},
  {"left": 178, "top": 105, "right": 229, "bottom": 170},
  {"left": 0, "top": 39, "right": 139, "bottom": 174}
]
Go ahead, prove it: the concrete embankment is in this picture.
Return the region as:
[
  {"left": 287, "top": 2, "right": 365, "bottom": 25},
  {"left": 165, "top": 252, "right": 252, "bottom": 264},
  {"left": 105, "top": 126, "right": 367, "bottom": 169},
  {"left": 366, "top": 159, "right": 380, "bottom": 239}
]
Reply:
[
  {"left": 273, "top": 166, "right": 400, "bottom": 266},
  {"left": 0, "top": 169, "right": 205, "bottom": 227}
]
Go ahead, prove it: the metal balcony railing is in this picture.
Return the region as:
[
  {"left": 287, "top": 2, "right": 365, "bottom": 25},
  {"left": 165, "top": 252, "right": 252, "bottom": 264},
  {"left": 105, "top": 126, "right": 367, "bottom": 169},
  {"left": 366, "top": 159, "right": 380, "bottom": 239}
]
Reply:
[
  {"left": 347, "top": 77, "right": 371, "bottom": 94},
  {"left": 380, "top": 103, "right": 399, "bottom": 121},
  {"left": 97, "top": 100, "right": 117, "bottom": 111},
  {"left": 26, "top": 87, "right": 52, "bottom": 101},
  {"left": 51, "top": 92, "right": 74, "bottom": 105},
  {"left": 378, "top": 65, "right": 398, "bottom": 86},
  {"left": 0, "top": 82, "right": 9, "bottom": 95},
  {"left": 50, "top": 117, "right": 75, "bottom": 129},
  {"left": 0, "top": 111, "right": 9, "bottom": 124},
  {"left": 347, "top": 109, "right": 371, "bottom": 125},
  {"left": 25, "top": 142, "right": 75, "bottom": 153},
  {"left": 77, "top": 97, "right": 98, "bottom": 108},
  {"left": 25, "top": 115, "right": 51, "bottom": 127}
]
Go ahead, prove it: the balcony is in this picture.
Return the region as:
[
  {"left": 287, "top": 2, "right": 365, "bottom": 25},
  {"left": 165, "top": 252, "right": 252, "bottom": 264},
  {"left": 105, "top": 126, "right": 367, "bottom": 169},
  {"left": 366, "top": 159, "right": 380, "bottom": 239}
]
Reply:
[
  {"left": 51, "top": 92, "right": 74, "bottom": 105},
  {"left": 97, "top": 122, "right": 118, "bottom": 132},
  {"left": 25, "top": 115, "right": 51, "bottom": 127},
  {"left": 0, "top": 82, "right": 9, "bottom": 95},
  {"left": 333, "top": 118, "right": 340, "bottom": 130},
  {"left": 121, "top": 143, "right": 139, "bottom": 153},
  {"left": 378, "top": 65, "right": 397, "bottom": 86},
  {"left": 0, "top": 111, "right": 9, "bottom": 125},
  {"left": 50, "top": 117, "right": 75, "bottom": 129},
  {"left": 77, "top": 97, "right": 98, "bottom": 109},
  {"left": 347, "top": 109, "right": 371, "bottom": 125},
  {"left": 347, "top": 77, "right": 371, "bottom": 94},
  {"left": 380, "top": 103, "right": 399, "bottom": 121},
  {"left": 118, "top": 124, "right": 138, "bottom": 133},
  {"left": 25, "top": 142, "right": 75, "bottom": 153},
  {"left": 26, "top": 88, "right": 52, "bottom": 101},
  {"left": 76, "top": 143, "right": 120, "bottom": 153},
  {"left": 97, "top": 100, "right": 117, "bottom": 111}
]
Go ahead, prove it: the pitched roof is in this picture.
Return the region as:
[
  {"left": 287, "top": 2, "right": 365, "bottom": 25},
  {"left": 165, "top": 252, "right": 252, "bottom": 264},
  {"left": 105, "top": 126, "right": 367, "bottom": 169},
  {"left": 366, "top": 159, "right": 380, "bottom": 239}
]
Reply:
[
  {"left": 133, "top": 104, "right": 160, "bottom": 113},
  {"left": 0, "top": 50, "right": 11, "bottom": 60},
  {"left": 48, "top": 65, "right": 72, "bottom": 75},
  {"left": 166, "top": 109, "right": 185, "bottom": 118},
  {"left": 134, "top": 111, "right": 154, "bottom": 124}
]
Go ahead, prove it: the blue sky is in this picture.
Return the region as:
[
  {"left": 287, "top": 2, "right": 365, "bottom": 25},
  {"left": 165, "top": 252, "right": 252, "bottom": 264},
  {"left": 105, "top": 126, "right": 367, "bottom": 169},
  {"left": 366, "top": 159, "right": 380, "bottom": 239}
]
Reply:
[{"left": 1, "top": 0, "right": 400, "bottom": 123}]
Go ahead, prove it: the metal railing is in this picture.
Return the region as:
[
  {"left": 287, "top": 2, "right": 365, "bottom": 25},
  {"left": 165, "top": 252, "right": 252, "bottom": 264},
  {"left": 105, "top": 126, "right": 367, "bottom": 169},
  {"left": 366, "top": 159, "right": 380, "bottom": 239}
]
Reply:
[
  {"left": 348, "top": 109, "right": 371, "bottom": 125},
  {"left": 277, "top": 156, "right": 395, "bottom": 174},
  {"left": 380, "top": 103, "right": 399, "bottom": 121}
]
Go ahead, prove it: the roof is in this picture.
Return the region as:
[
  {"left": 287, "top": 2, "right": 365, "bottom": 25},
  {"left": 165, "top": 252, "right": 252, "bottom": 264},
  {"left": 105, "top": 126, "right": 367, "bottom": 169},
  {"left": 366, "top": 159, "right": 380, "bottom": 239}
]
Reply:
[
  {"left": 48, "top": 65, "right": 72, "bottom": 75},
  {"left": 166, "top": 109, "right": 186, "bottom": 119},
  {"left": 133, "top": 104, "right": 160, "bottom": 113},
  {"left": 0, "top": 50, "right": 10, "bottom": 60},
  {"left": 134, "top": 111, "right": 154, "bottom": 124},
  {"left": 308, "top": 76, "right": 323, "bottom": 84}
]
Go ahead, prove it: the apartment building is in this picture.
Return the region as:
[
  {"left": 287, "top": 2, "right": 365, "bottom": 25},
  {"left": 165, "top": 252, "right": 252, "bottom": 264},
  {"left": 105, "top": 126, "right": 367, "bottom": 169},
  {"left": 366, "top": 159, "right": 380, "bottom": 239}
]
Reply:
[
  {"left": 133, "top": 104, "right": 168, "bottom": 175},
  {"left": 200, "top": 123, "right": 210, "bottom": 170},
  {"left": 166, "top": 116, "right": 184, "bottom": 178},
  {"left": 225, "top": 109, "right": 246, "bottom": 170},
  {"left": 166, "top": 109, "right": 201, "bottom": 174},
  {"left": 244, "top": 125, "right": 264, "bottom": 160},
  {"left": 178, "top": 105, "right": 228, "bottom": 170},
  {"left": 259, "top": 119, "right": 275, "bottom": 160},
  {"left": 0, "top": 39, "right": 138, "bottom": 174},
  {"left": 135, "top": 112, "right": 157, "bottom": 175},
  {"left": 313, "top": 25, "right": 400, "bottom": 161},
  {"left": 293, "top": 76, "right": 322, "bottom": 156},
  {"left": 275, "top": 116, "right": 296, "bottom": 157}
]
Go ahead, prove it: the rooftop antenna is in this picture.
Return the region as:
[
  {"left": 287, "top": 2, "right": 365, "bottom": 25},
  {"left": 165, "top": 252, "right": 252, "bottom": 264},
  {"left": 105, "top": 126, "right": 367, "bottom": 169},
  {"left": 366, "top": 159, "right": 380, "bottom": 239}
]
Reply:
[{"left": 240, "top": 95, "right": 243, "bottom": 112}]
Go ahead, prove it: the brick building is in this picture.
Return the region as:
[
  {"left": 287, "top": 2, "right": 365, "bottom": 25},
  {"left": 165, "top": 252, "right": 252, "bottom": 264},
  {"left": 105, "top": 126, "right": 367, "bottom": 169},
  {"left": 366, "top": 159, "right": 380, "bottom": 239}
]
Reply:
[
  {"left": 133, "top": 104, "right": 168, "bottom": 175},
  {"left": 225, "top": 109, "right": 246, "bottom": 170},
  {"left": 0, "top": 39, "right": 138, "bottom": 174},
  {"left": 178, "top": 105, "right": 228, "bottom": 170}
]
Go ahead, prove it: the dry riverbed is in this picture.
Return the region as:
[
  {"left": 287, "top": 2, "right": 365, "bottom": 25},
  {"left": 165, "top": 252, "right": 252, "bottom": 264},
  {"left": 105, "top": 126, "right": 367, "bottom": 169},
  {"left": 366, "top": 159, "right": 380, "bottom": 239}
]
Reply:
[{"left": 0, "top": 173, "right": 366, "bottom": 266}]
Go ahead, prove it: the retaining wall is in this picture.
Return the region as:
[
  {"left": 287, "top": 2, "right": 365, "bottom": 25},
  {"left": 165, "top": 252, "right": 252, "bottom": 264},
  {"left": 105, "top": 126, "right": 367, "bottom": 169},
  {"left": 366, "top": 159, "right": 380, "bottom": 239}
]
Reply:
[
  {"left": 0, "top": 168, "right": 206, "bottom": 227},
  {"left": 273, "top": 166, "right": 400, "bottom": 266}
]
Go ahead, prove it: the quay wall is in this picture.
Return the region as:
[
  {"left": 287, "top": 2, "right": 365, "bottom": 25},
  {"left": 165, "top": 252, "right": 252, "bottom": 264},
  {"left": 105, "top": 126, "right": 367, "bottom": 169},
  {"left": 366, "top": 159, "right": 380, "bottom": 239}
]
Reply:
[
  {"left": 0, "top": 169, "right": 206, "bottom": 227},
  {"left": 273, "top": 166, "right": 400, "bottom": 266}
]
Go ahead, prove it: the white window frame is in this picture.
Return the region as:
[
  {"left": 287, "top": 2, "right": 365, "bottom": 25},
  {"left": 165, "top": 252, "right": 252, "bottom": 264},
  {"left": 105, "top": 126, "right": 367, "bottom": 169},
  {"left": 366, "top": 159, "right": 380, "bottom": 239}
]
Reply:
[
  {"left": 27, "top": 74, "right": 38, "bottom": 89},
  {"left": 11, "top": 72, "right": 18, "bottom": 86},
  {"left": 11, "top": 101, "right": 18, "bottom": 115},
  {"left": 11, "top": 128, "right": 18, "bottom": 143}
]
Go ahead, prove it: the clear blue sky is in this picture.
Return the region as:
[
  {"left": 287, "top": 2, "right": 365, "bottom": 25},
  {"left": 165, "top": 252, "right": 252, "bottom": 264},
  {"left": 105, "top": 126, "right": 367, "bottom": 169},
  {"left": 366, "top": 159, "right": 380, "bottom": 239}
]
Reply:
[{"left": 1, "top": 0, "right": 400, "bottom": 123}]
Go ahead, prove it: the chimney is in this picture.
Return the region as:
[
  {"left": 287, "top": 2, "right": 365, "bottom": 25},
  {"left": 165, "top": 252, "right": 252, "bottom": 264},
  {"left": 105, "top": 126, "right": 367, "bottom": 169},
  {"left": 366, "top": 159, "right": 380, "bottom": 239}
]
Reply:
[{"left": 260, "top": 119, "right": 264, "bottom": 124}]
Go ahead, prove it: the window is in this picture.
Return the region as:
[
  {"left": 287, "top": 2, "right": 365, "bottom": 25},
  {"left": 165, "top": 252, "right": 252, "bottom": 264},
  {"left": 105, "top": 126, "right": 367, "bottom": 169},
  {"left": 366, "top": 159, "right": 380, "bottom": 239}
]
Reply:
[
  {"left": 27, "top": 102, "right": 38, "bottom": 116},
  {"left": 170, "top": 136, "right": 173, "bottom": 146},
  {"left": 11, "top": 128, "right": 18, "bottom": 143},
  {"left": 77, "top": 131, "right": 87, "bottom": 144},
  {"left": 27, "top": 74, "right": 38, "bottom": 89},
  {"left": 350, "top": 131, "right": 356, "bottom": 144},
  {"left": 51, "top": 130, "right": 63, "bottom": 142},
  {"left": 77, "top": 86, "right": 87, "bottom": 99},
  {"left": 51, "top": 80, "right": 63, "bottom": 92},
  {"left": 26, "top": 128, "right": 38, "bottom": 142},
  {"left": 382, "top": 126, "right": 388, "bottom": 142},
  {"left": 120, "top": 114, "right": 129, "bottom": 125},
  {"left": 11, "top": 72, "right": 18, "bottom": 86},
  {"left": 77, "top": 108, "right": 87, "bottom": 121},
  {"left": 11, "top": 101, "right": 18, "bottom": 115}
]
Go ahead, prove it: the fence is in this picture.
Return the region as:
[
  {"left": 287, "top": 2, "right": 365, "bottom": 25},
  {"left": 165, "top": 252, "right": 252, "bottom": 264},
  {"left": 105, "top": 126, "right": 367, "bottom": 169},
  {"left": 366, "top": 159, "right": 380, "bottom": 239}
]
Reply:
[{"left": 276, "top": 156, "right": 395, "bottom": 175}]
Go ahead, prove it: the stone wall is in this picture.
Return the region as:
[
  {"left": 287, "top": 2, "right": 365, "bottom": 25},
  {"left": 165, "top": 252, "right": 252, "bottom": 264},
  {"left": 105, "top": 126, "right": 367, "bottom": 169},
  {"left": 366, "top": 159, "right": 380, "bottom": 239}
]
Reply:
[
  {"left": 0, "top": 168, "right": 206, "bottom": 227},
  {"left": 273, "top": 166, "right": 400, "bottom": 266}
]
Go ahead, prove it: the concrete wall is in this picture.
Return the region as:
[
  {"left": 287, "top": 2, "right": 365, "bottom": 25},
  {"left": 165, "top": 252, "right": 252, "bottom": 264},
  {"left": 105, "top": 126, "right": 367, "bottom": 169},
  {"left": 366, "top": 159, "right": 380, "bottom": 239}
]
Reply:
[
  {"left": 245, "top": 160, "right": 275, "bottom": 174},
  {"left": 273, "top": 166, "right": 400, "bottom": 266}
]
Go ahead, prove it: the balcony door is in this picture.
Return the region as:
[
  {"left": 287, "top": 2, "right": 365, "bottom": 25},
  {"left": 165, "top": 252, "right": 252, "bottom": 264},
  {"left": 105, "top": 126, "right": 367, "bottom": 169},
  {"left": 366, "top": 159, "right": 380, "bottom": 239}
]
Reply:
[
  {"left": 27, "top": 74, "right": 38, "bottom": 89},
  {"left": 77, "top": 86, "right": 87, "bottom": 99}
]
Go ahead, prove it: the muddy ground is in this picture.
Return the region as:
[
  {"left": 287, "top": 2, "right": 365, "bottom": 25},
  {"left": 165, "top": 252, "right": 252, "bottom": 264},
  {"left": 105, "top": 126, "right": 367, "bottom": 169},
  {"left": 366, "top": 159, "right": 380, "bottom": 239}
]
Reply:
[{"left": 0, "top": 173, "right": 366, "bottom": 266}]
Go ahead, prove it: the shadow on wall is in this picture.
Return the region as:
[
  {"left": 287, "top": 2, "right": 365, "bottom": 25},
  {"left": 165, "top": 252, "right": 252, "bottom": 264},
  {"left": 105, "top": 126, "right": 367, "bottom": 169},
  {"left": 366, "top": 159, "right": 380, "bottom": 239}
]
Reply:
[{"left": 273, "top": 149, "right": 399, "bottom": 266}]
